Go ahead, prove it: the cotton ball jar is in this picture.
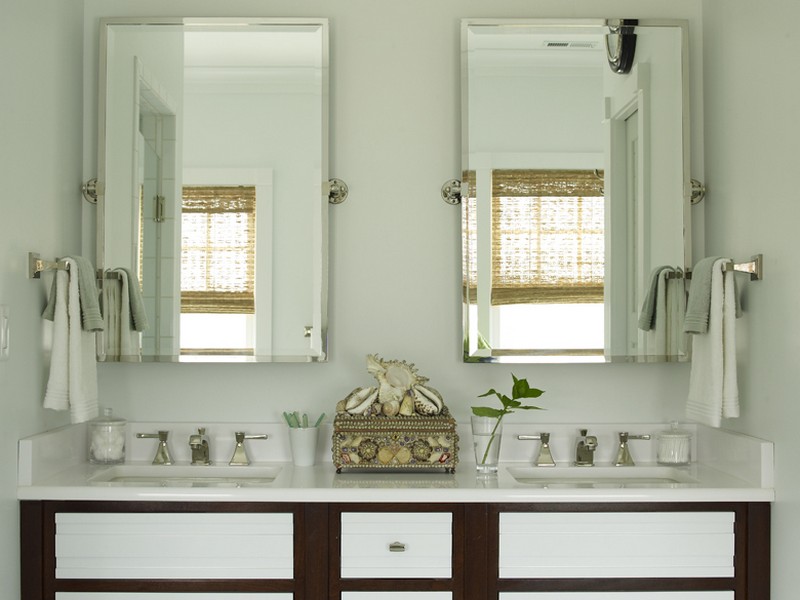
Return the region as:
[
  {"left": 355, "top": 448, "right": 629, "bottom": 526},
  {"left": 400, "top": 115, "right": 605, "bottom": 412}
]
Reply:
[{"left": 88, "top": 408, "right": 126, "bottom": 464}]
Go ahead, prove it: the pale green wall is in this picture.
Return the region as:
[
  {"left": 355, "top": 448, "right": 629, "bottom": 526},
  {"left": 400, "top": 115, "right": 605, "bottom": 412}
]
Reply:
[
  {"left": 702, "top": 0, "right": 800, "bottom": 595},
  {"left": 0, "top": 0, "right": 83, "bottom": 597}
]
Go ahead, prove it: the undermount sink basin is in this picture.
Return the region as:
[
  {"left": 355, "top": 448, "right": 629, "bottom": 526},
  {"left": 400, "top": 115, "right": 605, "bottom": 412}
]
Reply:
[
  {"left": 506, "top": 465, "right": 699, "bottom": 488},
  {"left": 88, "top": 464, "right": 282, "bottom": 488}
]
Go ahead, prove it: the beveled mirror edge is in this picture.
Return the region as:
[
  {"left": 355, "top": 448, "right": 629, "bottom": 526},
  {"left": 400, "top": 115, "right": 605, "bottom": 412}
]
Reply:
[
  {"left": 460, "top": 18, "right": 693, "bottom": 364},
  {"left": 94, "top": 17, "right": 330, "bottom": 363}
]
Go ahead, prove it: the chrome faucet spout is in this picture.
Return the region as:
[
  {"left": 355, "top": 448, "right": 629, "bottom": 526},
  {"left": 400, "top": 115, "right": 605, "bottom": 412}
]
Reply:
[
  {"left": 190, "top": 427, "right": 211, "bottom": 465},
  {"left": 574, "top": 428, "right": 598, "bottom": 467}
]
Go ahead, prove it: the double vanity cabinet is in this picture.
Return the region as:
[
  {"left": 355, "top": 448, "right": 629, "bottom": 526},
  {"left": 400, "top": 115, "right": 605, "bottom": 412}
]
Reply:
[
  {"left": 20, "top": 499, "right": 769, "bottom": 599},
  {"left": 18, "top": 423, "right": 775, "bottom": 599}
]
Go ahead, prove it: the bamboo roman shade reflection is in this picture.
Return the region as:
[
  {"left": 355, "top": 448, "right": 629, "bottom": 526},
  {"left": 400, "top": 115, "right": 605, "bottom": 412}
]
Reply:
[
  {"left": 181, "top": 186, "right": 256, "bottom": 314},
  {"left": 464, "top": 170, "right": 604, "bottom": 305}
]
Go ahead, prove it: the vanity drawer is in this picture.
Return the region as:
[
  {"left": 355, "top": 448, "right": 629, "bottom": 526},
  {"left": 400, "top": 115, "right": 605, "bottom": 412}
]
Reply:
[
  {"left": 55, "top": 512, "right": 293, "bottom": 579},
  {"left": 499, "top": 512, "right": 735, "bottom": 579},
  {"left": 340, "top": 511, "right": 452, "bottom": 578}
]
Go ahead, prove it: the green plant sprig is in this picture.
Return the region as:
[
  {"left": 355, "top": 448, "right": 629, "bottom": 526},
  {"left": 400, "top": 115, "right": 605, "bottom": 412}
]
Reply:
[{"left": 472, "top": 374, "right": 545, "bottom": 466}]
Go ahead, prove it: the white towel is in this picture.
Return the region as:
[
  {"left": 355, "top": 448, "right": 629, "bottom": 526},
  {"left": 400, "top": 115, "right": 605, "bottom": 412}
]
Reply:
[
  {"left": 686, "top": 259, "right": 739, "bottom": 427},
  {"left": 43, "top": 269, "right": 69, "bottom": 411},
  {"left": 43, "top": 259, "right": 99, "bottom": 423},
  {"left": 102, "top": 271, "right": 141, "bottom": 360},
  {"left": 643, "top": 270, "right": 688, "bottom": 359},
  {"left": 666, "top": 273, "right": 689, "bottom": 358}
]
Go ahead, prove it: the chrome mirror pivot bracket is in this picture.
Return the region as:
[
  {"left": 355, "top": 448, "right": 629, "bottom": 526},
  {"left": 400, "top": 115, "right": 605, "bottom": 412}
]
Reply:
[
  {"left": 327, "top": 178, "right": 349, "bottom": 204},
  {"left": 441, "top": 179, "right": 462, "bottom": 205},
  {"left": 690, "top": 178, "right": 706, "bottom": 204},
  {"left": 81, "top": 178, "right": 101, "bottom": 204}
]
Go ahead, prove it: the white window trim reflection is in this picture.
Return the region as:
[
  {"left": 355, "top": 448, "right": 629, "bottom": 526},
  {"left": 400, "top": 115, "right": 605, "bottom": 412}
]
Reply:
[{"left": 182, "top": 167, "right": 273, "bottom": 356}]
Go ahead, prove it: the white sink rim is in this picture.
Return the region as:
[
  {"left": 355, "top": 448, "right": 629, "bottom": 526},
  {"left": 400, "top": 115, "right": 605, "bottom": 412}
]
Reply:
[
  {"left": 88, "top": 464, "right": 282, "bottom": 487},
  {"left": 506, "top": 465, "right": 699, "bottom": 487}
]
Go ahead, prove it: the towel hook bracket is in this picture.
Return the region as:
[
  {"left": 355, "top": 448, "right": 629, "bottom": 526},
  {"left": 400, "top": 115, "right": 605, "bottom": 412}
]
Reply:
[
  {"left": 729, "top": 254, "right": 763, "bottom": 281},
  {"left": 28, "top": 252, "right": 68, "bottom": 279}
]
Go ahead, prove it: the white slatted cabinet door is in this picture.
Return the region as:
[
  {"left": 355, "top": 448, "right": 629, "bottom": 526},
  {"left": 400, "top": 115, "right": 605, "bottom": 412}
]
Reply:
[
  {"left": 499, "top": 512, "right": 735, "bottom": 579},
  {"left": 55, "top": 512, "right": 293, "bottom": 579}
]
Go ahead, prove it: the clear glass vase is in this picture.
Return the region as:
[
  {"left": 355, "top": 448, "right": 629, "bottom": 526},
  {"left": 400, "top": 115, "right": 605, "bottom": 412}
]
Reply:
[{"left": 471, "top": 415, "right": 502, "bottom": 473}]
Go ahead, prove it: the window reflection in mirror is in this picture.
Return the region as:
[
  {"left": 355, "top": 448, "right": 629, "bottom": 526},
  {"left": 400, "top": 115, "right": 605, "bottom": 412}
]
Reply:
[
  {"left": 462, "top": 20, "right": 691, "bottom": 363},
  {"left": 97, "top": 19, "right": 329, "bottom": 363}
]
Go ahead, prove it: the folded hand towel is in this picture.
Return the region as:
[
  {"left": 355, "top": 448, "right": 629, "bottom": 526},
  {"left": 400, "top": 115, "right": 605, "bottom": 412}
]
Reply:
[
  {"left": 638, "top": 265, "right": 675, "bottom": 331},
  {"left": 113, "top": 267, "right": 149, "bottom": 332},
  {"left": 644, "top": 269, "right": 670, "bottom": 356},
  {"left": 683, "top": 256, "right": 722, "bottom": 334},
  {"left": 686, "top": 259, "right": 739, "bottom": 427},
  {"left": 102, "top": 277, "right": 122, "bottom": 357},
  {"left": 684, "top": 256, "right": 742, "bottom": 334},
  {"left": 43, "top": 255, "right": 104, "bottom": 332},
  {"left": 42, "top": 259, "right": 99, "bottom": 423}
]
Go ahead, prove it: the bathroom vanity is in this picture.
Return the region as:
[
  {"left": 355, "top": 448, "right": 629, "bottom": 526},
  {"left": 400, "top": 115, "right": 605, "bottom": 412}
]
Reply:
[{"left": 19, "top": 423, "right": 773, "bottom": 599}]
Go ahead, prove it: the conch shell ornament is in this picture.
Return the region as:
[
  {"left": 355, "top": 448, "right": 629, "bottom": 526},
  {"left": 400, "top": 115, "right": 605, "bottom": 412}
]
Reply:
[{"left": 336, "top": 354, "right": 445, "bottom": 417}]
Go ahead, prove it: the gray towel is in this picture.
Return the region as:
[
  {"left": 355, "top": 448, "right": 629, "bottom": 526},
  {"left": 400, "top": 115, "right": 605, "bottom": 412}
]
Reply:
[
  {"left": 684, "top": 256, "right": 741, "bottom": 334},
  {"left": 43, "top": 255, "right": 104, "bottom": 332},
  {"left": 113, "top": 268, "right": 149, "bottom": 332},
  {"left": 638, "top": 265, "right": 675, "bottom": 331}
]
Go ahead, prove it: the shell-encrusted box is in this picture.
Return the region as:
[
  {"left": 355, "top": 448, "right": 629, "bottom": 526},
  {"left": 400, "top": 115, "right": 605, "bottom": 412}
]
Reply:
[
  {"left": 332, "top": 409, "right": 459, "bottom": 473},
  {"left": 332, "top": 355, "right": 460, "bottom": 473}
]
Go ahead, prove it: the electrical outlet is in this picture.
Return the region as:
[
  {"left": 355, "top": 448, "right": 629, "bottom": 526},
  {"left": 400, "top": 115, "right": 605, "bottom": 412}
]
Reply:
[{"left": 0, "top": 305, "right": 9, "bottom": 361}]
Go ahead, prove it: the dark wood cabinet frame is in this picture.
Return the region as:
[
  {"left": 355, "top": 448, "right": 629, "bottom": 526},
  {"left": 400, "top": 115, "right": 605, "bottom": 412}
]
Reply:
[{"left": 20, "top": 500, "right": 770, "bottom": 600}]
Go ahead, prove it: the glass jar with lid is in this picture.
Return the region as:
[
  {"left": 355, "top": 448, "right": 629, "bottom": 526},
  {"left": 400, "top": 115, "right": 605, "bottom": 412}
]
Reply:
[
  {"left": 656, "top": 421, "right": 692, "bottom": 466},
  {"left": 88, "top": 408, "right": 127, "bottom": 464}
]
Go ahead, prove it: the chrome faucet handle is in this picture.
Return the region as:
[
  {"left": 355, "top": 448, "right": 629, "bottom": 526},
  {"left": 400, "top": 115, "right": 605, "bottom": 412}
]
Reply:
[
  {"left": 229, "top": 432, "right": 269, "bottom": 466},
  {"left": 136, "top": 430, "right": 173, "bottom": 465},
  {"left": 517, "top": 433, "right": 556, "bottom": 467},
  {"left": 614, "top": 431, "right": 652, "bottom": 467}
]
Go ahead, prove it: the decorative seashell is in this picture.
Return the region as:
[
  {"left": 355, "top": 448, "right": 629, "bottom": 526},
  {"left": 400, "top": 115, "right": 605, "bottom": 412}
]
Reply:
[
  {"left": 382, "top": 399, "right": 400, "bottom": 417},
  {"left": 413, "top": 385, "right": 444, "bottom": 415},
  {"left": 399, "top": 392, "right": 416, "bottom": 416},
  {"left": 366, "top": 354, "right": 429, "bottom": 404},
  {"left": 344, "top": 386, "right": 378, "bottom": 415}
]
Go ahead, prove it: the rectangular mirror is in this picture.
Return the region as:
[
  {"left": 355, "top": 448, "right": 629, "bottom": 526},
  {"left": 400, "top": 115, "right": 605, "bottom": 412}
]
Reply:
[
  {"left": 95, "top": 18, "right": 329, "bottom": 362},
  {"left": 462, "top": 19, "right": 691, "bottom": 363}
]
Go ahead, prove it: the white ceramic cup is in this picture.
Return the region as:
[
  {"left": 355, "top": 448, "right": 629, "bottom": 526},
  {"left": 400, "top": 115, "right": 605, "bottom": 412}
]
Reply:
[{"left": 288, "top": 427, "right": 319, "bottom": 467}]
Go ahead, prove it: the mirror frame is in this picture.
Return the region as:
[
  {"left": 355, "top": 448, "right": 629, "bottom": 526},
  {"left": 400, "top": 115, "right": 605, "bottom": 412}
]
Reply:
[
  {"left": 461, "top": 18, "right": 692, "bottom": 364},
  {"left": 95, "top": 17, "right": 330, "bottom": 363}
]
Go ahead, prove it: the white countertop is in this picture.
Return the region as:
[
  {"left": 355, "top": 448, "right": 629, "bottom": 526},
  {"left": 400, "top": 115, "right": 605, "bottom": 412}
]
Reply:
[{"left": 18, "top": 421, "right": 775, "bottom": 504}]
